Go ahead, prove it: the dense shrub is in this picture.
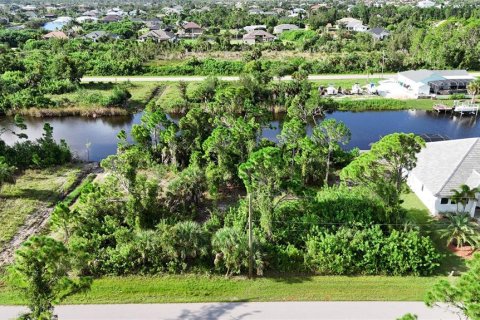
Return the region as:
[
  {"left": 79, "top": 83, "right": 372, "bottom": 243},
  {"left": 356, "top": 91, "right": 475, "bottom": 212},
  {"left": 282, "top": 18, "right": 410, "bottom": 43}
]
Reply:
[{"left": 305, "top": 226, "right": 440, "bottom": 276}]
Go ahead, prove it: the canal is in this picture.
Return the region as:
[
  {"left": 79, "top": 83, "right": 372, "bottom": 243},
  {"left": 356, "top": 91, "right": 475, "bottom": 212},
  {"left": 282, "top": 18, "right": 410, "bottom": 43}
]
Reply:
[{"left": 0, "top": 110, "right": 479, "bottom": 161}]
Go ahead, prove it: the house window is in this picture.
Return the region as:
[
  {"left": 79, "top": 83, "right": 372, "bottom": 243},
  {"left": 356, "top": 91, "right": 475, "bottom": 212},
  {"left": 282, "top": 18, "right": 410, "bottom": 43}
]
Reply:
[{"left": 440, "top": 198, "right": 449, "bottom": 204}]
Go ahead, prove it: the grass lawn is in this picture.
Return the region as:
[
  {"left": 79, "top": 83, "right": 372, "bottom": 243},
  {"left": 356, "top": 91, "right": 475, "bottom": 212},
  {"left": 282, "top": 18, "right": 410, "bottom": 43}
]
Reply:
[
  {"left": 0, "top": 275, "right": 445, "bottom": 305},
  {"left": 401, "top": 192, "right": 467, "bottom": 273},
  {"left": 0, "top": 165, "right": 82, "bottom": 249}
]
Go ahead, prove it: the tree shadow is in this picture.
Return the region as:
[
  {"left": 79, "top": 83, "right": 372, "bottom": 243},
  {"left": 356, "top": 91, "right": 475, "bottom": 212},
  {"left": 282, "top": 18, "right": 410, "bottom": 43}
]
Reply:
[
  {"left": 0, "top": 188, "right": 60, "bottom": 202},
  {"left": 165, "top": 302, "right": 258, "bottom": 320},
  {"left": 267, "top": 273, "right": 314, "bottom": 284},
  {"left": 81, "top": 82, "right": 116, "bottom": 91}
]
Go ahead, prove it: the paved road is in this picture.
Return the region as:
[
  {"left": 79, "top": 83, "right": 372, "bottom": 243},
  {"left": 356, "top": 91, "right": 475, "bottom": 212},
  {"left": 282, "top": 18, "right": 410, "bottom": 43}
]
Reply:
[
  {"left": 81, "top": 72, "right": 480, "bottom": 83},
  {"left": 0, "top": 302, "right": 460, "bottom": 320},
  {"left": 81, "top": 74, "right": 394, "bottom": 83}
]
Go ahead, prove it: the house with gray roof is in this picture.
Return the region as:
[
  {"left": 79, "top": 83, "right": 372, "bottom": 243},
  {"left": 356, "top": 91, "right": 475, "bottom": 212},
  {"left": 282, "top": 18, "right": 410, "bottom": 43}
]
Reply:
[
  {"left": 273, "top": 24, "right": 300, "bottom": 35},
  {"left": 139, "top": 29, "right": 176, "bottom": 42},
  {"left": 84, "top": 31, "right": 120, "bottom": 42},
  {"left": 243, "top": 30, "right": 275, "bottom": 45},
  {"left": 407, "top": 138, "right": 480, "bottom": 217},
  {"left": 368, "top": 27, "right": 389, "bottom": 40}
]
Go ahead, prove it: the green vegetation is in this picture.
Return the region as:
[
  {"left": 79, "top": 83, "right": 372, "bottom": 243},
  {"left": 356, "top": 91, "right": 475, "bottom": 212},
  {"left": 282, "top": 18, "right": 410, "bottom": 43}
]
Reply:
[
  {"left": 426, "top": 254, "right": 480, "bottom": 320},
  {"left": 0, "top": 275, "right": 445, "bottom": 305},
  {"left": 0, "top": 165, "right": 82, "bottom": 248},
  {"left": 6, "top": 236, "right": 91, "bottom": 319}
]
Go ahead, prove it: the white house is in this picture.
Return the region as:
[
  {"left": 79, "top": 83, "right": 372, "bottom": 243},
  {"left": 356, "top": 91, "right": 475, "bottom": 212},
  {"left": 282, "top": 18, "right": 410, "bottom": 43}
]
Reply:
[
  {"left": 273, "top": 24, "right": 299, "bottom": 35},
  {"left": 243, "top": 25, "right": 266, "bottom": 33},
  {"left": 407, "top": 138, "right": 480, "bottom": 217},
  {"left": 417, "top": 0, "right": 436, "bottom": 8},
  {"left": 337, "top": 18, "right": 369, "bottom": 32},
  {"left": 397, "top": 70, "right": 474, "bottom": 97}
]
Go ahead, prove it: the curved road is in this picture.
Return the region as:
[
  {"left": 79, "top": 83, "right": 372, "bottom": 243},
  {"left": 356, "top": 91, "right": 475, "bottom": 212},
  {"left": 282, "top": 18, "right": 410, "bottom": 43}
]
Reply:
[{"left": 0, "top": 302, "right": 459, "bottom": 320}]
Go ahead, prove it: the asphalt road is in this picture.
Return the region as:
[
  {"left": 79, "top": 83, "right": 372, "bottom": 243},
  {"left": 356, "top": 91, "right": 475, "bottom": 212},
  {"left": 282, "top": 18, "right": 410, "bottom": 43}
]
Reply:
[
  {"left": 81, "top": 72, "right": 480, "bottom": 83},
  {"left": 0, "top": 302, "right": 460, "bottom": 320},
  {"left": 81, "top": 74, "right": 394, "bottom": 83}
]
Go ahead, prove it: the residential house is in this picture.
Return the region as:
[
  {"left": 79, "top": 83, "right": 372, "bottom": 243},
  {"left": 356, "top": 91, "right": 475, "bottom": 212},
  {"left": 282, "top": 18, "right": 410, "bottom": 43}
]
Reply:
[
  {"left": 417, "top": 0, "right": 436, "bottom": 8},
  {"left": 397, "top": 70, "right": 474, "bottom": 97},
  {"left": 76, "top": 16, "right": 98, "bottom": 23},
  {"left": 337, "top": 18, "right": 369, "bottom": 32},
  {"left": 368, "top": 27, "right": 390, "bottom": 40},
  {"left": 144, "top": 19, "right": 162, "bottom": 30},
  {"left": 177, "top": 22, "right": 204, "bottom": 38},
  {"left": 243, "top": 25, "right": 266, "bottom": 33},
  {"left": 139, "top": 29, "right": 176, "bottom": 42},
  {"left": 243, "top": 30, "right": 275, "bottom": 45},
  {"left": 310, "top": 4, "right": 329, "bottom": 11},
  {"left": 273, "top": 24, "right": 299, "bottom": 35},
  {"left": 102, "top": 15, "right": 122, "bottom": 23},
  {"left": 84, "top": 31, "right": 119, "bottom": 42},
  {"left": 43, "top": 31, "right": 68, "bottom": 40},
  {"left": 407, "top": 138, "right": 480, "bottom": 217},
  {"left": 289, "top": 8, "right": 306, "bottom": 18}
]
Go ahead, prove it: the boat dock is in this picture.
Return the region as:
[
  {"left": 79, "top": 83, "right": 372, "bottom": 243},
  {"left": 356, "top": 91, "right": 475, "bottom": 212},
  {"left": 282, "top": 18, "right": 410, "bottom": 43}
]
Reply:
[
  {"left": 453, "top": 101, "right": 479, "bottom": 115},
  {"left": 433, "top": 104, "right": 453, "bottom": 113}
]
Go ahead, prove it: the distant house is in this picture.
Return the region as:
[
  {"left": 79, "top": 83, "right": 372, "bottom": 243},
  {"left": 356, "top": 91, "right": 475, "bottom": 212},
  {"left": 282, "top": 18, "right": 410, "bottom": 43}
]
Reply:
[
  {"left": 397, "top": 70, "right": 474, "bottom": 97},
  {"left": 243, "top": 25, "right": 266, "bottom": 33},
  {"left": 24, "top": 11, "right": 38, "bottom": 20},
  {"left": 102, "top": 15, "right": 122, "bottom": 23},
  {"left": 248, "top": 8, "right": 263, "bottom": 15},
  {"left": 417, "top": 0, "right": 436, "bottom": 8},
  {"left": 243, "top": 30, "right": 275, "bottom": 45},
  {"left": 144, "top": 19, "right": 162, "bottom": 30},
  {"left": 289, "top": 8, "right": 306, "bottom": 18},
  {"left": 337, "top": 17, "right": 369, "bottom": 32},
  {"left": 177, "top": 22, "right": 204, "bottom": 38},
  {"left": 310, "top": 3, "right": 329, "bottom": 11},
  {"left": 407, "top": 138, "right": 480, "bottom": 217},
  {"left": 44, "top": 13, "right": 57, "bottom": 19},
  {"left": 139, "top": 29, "right": 176, "bottom": 42},
  {"left": 43, "top": 31, "right": 68, "bottom": 40},
  {"left": 82, "top": 10, "right": 99, "bottom": 17},
  {"left": 76, "top": 16, "right": 98, "bottom": 23},
  {"left": 368, "top": 27, "right": 390, "bottom": 40},
  {"left": 273, "top": 24, "right": 299, "bottom": 35},
  {"left": 84, "top": 31, "right": 119, "bottom": 42}
]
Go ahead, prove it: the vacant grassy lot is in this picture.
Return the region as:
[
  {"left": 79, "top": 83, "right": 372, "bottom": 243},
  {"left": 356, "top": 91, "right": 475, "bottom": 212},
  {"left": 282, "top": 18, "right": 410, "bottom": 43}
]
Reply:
[
  {"left": 0, "top": 165, "right": 82, "bottom": 249},
  {"left": 0, "top": 274, "right": 445, "bottom": 305},
  {"left": 49, "top": 82, "right": 159, "bottom": 109}
]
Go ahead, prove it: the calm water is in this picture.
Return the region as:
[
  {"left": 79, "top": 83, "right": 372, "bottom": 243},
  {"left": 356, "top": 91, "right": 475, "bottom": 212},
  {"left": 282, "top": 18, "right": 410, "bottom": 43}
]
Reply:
[
  {"left": 43, "top": 21, "right": 67, "bottom": 31},
  {"left": 1, "top": 110, "right": 479, "bottom": 161}
]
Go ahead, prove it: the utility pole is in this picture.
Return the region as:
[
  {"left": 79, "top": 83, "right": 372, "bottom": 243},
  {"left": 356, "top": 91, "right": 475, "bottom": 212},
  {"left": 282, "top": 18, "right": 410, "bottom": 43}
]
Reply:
[
  {"left": 381, "top": 50, "right": 386, "bottom": 79},
  {"left": 248, "top": 192, "right": 253, "bottom": 279}
]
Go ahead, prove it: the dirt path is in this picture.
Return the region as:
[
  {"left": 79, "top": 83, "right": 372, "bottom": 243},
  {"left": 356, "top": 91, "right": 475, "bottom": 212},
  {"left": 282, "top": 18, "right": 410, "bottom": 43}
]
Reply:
[{"left": 0, "top": 163, "right": 101, "bottom": 266}]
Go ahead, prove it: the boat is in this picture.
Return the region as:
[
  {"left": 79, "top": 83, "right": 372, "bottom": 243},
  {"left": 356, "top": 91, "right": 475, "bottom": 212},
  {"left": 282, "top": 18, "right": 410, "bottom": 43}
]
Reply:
[{"left": 351, "top": 83, "right": 362, "bottom": 95}]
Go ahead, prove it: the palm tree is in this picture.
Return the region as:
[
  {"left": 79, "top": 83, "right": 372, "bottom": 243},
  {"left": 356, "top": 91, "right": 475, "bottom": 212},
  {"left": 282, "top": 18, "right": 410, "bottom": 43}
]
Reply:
[
  {"left": 467, "top": 79, "right": 480, "bottom": 103},
  {"left": 450, "top": 184, "right": 480, "bottom": 214},
  {"left": 439, "top": 213, "right": 480, "bottom": 248}
]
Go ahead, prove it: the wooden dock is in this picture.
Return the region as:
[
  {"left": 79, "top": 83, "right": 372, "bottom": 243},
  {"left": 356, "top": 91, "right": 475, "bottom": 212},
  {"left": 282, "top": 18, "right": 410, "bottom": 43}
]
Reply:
[{"left": 433, "top": 104, "right": 453, "bottom": 112}]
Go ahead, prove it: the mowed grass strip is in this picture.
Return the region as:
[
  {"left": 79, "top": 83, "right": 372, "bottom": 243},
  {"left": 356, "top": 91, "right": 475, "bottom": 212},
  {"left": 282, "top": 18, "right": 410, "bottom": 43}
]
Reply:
[
  {"left": 0, "top": 275, "right": 444, "bottom": 305},
  {"left": 0, "top": 165, "right": 82, "bottom": 248}
]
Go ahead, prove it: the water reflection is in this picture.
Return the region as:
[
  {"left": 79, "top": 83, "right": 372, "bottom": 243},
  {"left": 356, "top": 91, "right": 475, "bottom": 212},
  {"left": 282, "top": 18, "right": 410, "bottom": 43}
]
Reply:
[{"left": 0, "top": 110, "right": 479, "bottom": 161}]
